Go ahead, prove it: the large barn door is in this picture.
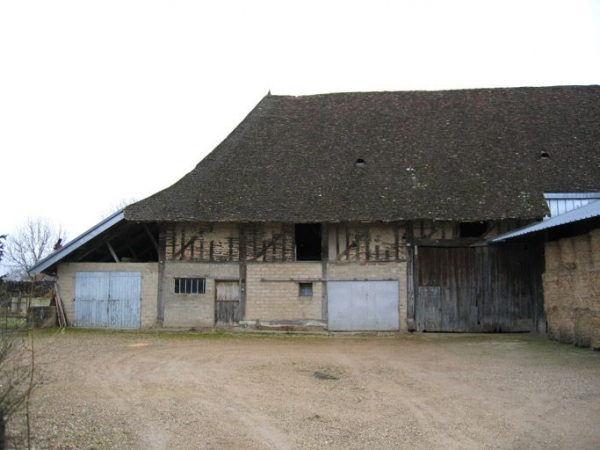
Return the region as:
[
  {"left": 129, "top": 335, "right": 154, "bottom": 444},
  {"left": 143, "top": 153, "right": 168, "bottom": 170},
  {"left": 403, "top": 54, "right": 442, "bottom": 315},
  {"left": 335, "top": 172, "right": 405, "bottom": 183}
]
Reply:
[
  {"left": 215, "top": 281, "right": 240, "bottom": 326},
  {"left": 417, "top": 248, "right": 478, "bottom": 332},
  {"left": 74, "top": 272, "right": 141, "bottom": 328},
  {"left": 415, "top": 245, "right": 543, "bottom": 332}
]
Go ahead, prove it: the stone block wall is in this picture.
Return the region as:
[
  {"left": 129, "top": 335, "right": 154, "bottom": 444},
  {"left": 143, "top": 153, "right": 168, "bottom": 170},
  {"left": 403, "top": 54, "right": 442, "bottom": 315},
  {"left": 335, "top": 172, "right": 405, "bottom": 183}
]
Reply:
[
  {"left": 245, "top": 263, "right": 323, "bottom": 322},
  {"left": 163, "top": 262, "right": 239, "bottom": 328},
  {"left": 56, "top": 262, "right": 159, "bottom": 328},
  {"left": 543, "top": 228, "right": 600, "bottom": 348}
]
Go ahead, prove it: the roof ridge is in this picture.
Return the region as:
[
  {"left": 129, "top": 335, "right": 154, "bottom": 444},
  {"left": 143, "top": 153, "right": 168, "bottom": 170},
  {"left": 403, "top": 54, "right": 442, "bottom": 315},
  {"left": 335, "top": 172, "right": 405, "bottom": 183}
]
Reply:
[{"left": 268, "top": 84, "right": 600, "bottom": 99}]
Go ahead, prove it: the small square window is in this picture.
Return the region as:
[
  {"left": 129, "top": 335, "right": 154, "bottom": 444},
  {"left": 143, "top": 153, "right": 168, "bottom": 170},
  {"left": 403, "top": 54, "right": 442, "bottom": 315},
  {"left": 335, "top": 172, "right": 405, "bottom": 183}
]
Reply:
[
  {"left": 174, "top": 278, "right": 206, "bottom": 294},
  {"left": 299, "top": 282, "right": 313, "bottom": 297}
]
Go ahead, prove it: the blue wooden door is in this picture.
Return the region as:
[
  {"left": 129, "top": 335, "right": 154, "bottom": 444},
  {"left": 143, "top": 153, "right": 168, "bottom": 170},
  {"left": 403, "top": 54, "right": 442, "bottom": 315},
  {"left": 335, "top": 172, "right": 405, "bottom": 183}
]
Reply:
[
  {"left": 74, "top": 272, "right": 141, "bottom": 328},
  {"left": 74, "top": 272, "right": 109, "bottom": 327},
  {"left": 108, "top": 272, "right": 141, "bottom": 328}
]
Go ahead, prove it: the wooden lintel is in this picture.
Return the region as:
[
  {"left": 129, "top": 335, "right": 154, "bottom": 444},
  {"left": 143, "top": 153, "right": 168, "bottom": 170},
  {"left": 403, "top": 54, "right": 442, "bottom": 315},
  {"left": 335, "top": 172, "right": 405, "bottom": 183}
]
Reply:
[
  {"left": 415, "top": 238, "right": 482, "bottom": 247},
  {"left": 260, "top": 278, "right": 398, "bottom": 282}
]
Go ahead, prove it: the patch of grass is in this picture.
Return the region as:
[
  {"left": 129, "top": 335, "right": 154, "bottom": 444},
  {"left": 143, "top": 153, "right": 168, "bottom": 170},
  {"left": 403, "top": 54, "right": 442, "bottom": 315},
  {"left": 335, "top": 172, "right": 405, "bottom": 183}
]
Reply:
[
  {"left": 0, "top": 316, "right": 28, "bottom": 331},
  {"left": 54, "top": 327, "right": 333, "bottom": 342}
]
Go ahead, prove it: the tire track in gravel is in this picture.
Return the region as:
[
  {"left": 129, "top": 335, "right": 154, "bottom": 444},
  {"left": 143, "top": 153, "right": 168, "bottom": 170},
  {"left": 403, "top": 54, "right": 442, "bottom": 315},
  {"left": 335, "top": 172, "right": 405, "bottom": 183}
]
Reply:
[
  {"left": 82, "top": 341, "right": 297, "bottom": 449},
  {"left": 326, "top": 343, "right": 486, "bottom": 450}
]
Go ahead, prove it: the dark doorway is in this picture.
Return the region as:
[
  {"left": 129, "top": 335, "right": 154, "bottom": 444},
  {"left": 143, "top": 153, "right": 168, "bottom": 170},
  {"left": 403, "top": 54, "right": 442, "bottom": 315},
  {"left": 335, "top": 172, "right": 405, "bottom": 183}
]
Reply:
[{"left": 295, "top": 224, "right": 322, "bottom": 261}]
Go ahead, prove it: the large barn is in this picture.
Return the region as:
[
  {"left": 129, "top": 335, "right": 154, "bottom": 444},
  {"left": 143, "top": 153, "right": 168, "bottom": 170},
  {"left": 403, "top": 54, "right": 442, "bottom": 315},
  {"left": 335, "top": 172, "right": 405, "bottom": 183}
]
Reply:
[{"left": 30, "top": 86, "right": 600, "bottom": 333}]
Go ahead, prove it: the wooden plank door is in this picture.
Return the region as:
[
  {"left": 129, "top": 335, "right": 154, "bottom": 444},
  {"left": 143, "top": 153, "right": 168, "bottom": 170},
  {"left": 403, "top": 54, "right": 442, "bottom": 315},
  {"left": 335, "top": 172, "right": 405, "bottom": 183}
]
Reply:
[
  {"left": 74, "top": 272, "right": 110, "bottom": 327},
  {"left": 75, "top": 272, "right": 141, "bottom": 328},
  {"left": 215, "top": 281, "right": 240, "bottom": 326},
  {"left": 416, "top": 247, "right": 479, "bottom": 332},
  {"left": 108, "top": 272, "right": 141, "bottom": 329},
  {"left": 415, "top": 245, "right": 543, "bottom": 332}
]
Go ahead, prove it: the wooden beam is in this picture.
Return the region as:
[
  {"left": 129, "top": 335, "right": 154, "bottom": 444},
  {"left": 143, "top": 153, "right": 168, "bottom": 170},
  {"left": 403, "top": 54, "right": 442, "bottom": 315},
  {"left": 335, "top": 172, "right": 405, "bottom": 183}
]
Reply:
[
  {"left": 71, "top": 224, "right": 130, "bottom": 261},
  {"left": 143, "top": 223, "right": 159, "bottom": 255},
  {"left": 415, "top": 238, "right": 481, "bottom": 247},
  {"left": 106, "top": 241, "right": 120, "bottom": 263},
  {"left": 157, "top": 224, "right": 167, "bottom": 325},
  {"left": 250, "top": 234, "right": 283, "bottom": 261},
  {"left": 321, "top": 223, "right": 328, "bottom": 323},
  {"left": 406, "top": 223, "right": 416, "bottom": 331},
  {"left": 239, "top": 224, "right": 247, "bottom": 321}
]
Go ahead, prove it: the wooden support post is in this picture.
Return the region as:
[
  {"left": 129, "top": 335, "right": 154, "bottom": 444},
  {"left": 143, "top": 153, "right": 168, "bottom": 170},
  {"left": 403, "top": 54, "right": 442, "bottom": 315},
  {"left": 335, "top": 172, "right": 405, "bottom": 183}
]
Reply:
[
  {"left": 157, "top": 224, "right": 167, "bottom": 325},
  {"left": 321, "top": 223, "right": 328, "bottom": 323},
  {"left": 238, "top": 224, "right": 247, "bottom": 321},
  {"left": 406, "top": 223, "right": 417, "bottom": 331}
]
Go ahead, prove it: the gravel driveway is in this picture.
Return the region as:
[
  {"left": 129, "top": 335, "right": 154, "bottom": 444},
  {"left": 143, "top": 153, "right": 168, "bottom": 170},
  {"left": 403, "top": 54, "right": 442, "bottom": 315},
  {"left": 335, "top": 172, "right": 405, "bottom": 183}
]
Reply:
[{"left": 7, "top": 331, "right": 600, "bottom": 449}]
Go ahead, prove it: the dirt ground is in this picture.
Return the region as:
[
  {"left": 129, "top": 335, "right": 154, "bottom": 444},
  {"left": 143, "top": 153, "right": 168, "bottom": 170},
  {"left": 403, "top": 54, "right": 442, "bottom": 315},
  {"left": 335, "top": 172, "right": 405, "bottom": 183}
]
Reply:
[{"left": 7, "top": 330, "right": 600, "bottom": 450}]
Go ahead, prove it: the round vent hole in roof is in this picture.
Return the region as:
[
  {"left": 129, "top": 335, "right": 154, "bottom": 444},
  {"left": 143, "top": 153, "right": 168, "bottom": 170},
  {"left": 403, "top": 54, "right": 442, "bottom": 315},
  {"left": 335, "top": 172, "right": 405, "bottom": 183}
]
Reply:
[{"left": 539, "top": 150, "right": 550, "bottom": 160}]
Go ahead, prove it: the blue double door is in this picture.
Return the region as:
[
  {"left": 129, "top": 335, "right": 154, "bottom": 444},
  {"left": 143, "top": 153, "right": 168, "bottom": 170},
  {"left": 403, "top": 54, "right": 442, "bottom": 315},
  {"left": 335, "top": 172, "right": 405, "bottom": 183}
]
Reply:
[{"left": 74, "top": 272, "right": 141, "bottom": 328}]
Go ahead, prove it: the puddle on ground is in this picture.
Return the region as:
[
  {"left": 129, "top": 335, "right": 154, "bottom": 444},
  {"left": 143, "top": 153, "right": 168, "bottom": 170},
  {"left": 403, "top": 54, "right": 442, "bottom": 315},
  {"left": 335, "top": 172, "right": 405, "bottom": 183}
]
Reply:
[{"left": 313, "top": 371, "right": 338, "bottom": 380}]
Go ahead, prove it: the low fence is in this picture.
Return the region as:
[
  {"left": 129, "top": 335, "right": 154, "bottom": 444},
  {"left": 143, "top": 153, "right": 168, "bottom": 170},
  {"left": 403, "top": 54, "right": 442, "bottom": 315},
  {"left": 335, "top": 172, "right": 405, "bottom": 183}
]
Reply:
[{"left": 0, "top": 280, "right": 56, "bottom": 330}]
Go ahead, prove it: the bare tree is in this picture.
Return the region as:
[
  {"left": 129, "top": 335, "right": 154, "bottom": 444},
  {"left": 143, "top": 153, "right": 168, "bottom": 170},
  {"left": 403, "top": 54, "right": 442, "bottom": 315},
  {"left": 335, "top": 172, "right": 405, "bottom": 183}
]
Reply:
[
  {"left": 0, "top": 236, "right": 5, "bottom": 264},
  {"left": 99, "top": 197, "right": 138, "bottom": 220},
  {"left": 4, "top": 218, "right": 66, "bottom": 280}
]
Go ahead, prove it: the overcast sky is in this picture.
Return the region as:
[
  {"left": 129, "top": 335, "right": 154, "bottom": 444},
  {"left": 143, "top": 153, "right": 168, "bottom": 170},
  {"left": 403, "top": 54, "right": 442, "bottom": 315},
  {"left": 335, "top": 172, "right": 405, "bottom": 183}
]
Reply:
[{"left": 1, "top": 0, "right": 599, "bottom": 250}]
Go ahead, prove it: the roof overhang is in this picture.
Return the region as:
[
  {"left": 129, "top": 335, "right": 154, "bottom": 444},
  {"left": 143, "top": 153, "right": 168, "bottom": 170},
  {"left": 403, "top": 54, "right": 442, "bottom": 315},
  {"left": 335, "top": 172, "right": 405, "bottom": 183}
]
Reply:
[
  {"left": 490, "top": 200, "right": 600, "bottom": 243},
  {"left": 28, "top": 210, "right": 125, "bottom": 275}
]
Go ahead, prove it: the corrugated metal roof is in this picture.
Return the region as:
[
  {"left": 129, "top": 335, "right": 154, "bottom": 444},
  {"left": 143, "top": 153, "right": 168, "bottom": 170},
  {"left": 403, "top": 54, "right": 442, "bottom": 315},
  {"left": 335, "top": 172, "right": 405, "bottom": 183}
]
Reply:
[
  {"left": 491, "top": 200, "right": 600, "bottom": 242},
  {"left": 28, "top": 210, "right": 125, "bottom": 274},
  {"left": 544, "top": 192, "right": 600, "bottom": 217}
]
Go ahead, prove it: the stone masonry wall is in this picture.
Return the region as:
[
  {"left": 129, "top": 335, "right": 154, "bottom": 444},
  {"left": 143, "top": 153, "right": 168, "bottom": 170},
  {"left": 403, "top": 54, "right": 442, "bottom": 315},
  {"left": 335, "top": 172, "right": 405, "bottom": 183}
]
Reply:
[
  {"left": 56, "top": 262, "right": 159, "bottom": 328},
  {"left": 163, "top": 262, "right": 239, "bottom": 328},
  {"left": 246, "top": 263, "right": 323, "bottom": 322},
  {"left": 543, "top": 228, "right": 600, "bottom": 349}
]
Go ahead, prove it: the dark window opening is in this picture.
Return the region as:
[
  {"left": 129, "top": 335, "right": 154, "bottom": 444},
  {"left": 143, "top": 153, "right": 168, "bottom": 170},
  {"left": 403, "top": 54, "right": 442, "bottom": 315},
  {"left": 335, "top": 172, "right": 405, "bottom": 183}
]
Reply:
[
  {"left": 174, "top": 277, "right": 206, "bottom": 294},
  {"left": 299, "top": 282, "right": 313, "bottom": 296},
  {"left": 295, "top": 224, "right": 322, "bottom": 261},
  {"left": 459, "top": 222, "right": 487, "bottom": 238},
  {"left": 355, "top": 158, "right": 366, "bottom": 167}
]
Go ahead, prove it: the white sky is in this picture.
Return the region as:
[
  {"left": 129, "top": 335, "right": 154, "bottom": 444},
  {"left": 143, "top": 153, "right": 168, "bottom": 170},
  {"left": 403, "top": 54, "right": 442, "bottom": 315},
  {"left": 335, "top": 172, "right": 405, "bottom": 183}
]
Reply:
[{"left": 1, "top": 0, "right": 599, "bottom": 248}]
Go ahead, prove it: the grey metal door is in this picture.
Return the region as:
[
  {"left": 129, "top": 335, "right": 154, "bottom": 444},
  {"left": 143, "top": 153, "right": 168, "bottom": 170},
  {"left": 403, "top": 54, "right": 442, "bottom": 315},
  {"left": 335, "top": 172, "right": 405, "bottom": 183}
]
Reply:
[
  {"left": 74, "top": 272, "right": 141, "bottom": 328},
  {"left": 328, "top": 281, "right": 399, "bottom": 331}
]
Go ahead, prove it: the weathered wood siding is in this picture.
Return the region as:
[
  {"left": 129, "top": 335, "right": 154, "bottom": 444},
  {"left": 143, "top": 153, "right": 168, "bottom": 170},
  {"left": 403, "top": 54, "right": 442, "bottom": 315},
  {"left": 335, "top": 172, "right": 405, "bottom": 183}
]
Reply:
[
  {"left": 415, "top": 244, "right": 544, "bottom": 332},
  {"left": 243, "top": 223, "right": 295, "bottom": 262},
  {"left": 165, "top": 223, "right": 240, "bottom": 262},
  {"left": 165, "top": 222, "right": 408, "bottom": 263},
  {"left": 327, "top": 223, "right": 407, "bottom": 262},
  {"left": 411, "top": 220, "right": 456, "bottom": 240}
]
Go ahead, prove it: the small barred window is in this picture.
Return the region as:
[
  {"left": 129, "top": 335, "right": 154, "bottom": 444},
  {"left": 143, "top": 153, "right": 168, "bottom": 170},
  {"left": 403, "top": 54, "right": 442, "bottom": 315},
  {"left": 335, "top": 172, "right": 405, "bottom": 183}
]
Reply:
[{"left": 174, "top": 278, "right": 206, "bottom": 294}]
